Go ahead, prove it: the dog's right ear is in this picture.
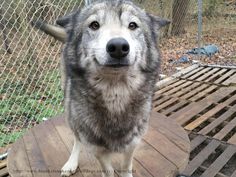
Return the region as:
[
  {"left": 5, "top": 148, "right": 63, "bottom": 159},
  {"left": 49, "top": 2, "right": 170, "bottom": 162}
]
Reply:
[{"left": 56, "top": 11, "right": 76, "bottom": 28}]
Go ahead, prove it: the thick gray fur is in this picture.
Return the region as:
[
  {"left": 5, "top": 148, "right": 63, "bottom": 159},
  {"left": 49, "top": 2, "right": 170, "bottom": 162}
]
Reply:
[{"left": 61, "top": 0, "right": 168, "bottom": 152}]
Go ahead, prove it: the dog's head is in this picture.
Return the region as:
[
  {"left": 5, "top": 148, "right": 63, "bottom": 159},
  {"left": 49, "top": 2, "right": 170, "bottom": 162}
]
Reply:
[{"left": 38, "top": 0, "right": 170, "bottom": 75}]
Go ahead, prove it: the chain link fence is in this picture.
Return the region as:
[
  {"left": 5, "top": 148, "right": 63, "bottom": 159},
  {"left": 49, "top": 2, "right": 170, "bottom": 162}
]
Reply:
[{"left": 1, "top": 0, "right": 236, "bottom": 153}]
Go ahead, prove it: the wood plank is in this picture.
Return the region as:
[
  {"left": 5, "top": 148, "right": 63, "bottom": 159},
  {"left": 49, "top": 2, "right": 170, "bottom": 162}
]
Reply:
[
  {"left": 153, "top": 95, "right": 172, "bottom": 107},
  {"left": 169, "top": 82, "right": 201, "bottom": 98},
  {"left": 214, "top": 69, "right": 235, "bottom": 85},
  {"left": 7, "top": 139, "right": 33, "bottom": 177},
  {"left": 150, "top": 112, "right": 190, "bottom": 152},
  {"left": 143, "top": 126, "right": 189, "bottom": 171},
  {"left": 184, "top": 103, "right": 228, "bottom": 131},
  {"left": 189, "top": 85, "right": 218, "bottom": 102},
  {"left": 190, "top": 135, "right": 207, "bottom": 152},
  {"left": 205, "top": 68, "right": 227, "bottom": 82},
  {"left": 198, "top": 105, "right": 236, "bottom": 135},
  {"left": 132, "top": 160, "right": 153, "bottom": 177},
  {"left": 180, "top": 83, "right": 209, "bottom": 100},
  {"left": 134, "top": 141, "right": 177, "bottom": 177},
  {"left": 222, "top": 73, "right": 236, "bottom": 85},
  {"left": 0, "top": 167, "right": 8, "bottom": 177},
  {"left": 161, "top": 81, "right": 193, "bottom": 96},
  {"left": 153, "top": 97, "right": 179, "bottom": 112},
  {"left": 180, "top": 66, "right": 204, "bottom": 79},
  {"left": 230, "top": 169, "right": 236, "bottom": 177},
  {"left": 32, "top": 120, "right": 71, "bottom": 177},
  {"left": 154, "top": 80, "right": 186, "bottom": 96},
  {"left": 200, "top": 145, "right": 236, "bottom": 177},
  {"left": 228, "top": 133, "right": 236, "bottom": 145},
  {"left": 0, "top": 160, "right": 7, "bottom": 169},
  {"left": 214, "top": 116, "right": 236, "bottom": 140},
  {"left": 23, "top": 130, "right": 50, "bottom": 177},
  {"left": 50, "top": 115, "right": 85, "bottom": 177},
  {"left": 161, "top": 100, "right": 189, "bottom": 116},
  {"left": 196, "top": 67, "right": 220, "bottom": 82},
  {"left": 172, "top": 87, "right": 235, "bottom": 125},
  {"left": 187, "top": 67, "right": 212, "bottom": 80},
  {"left": 183, "top": 140, "right": 220, "bottom": 175}
]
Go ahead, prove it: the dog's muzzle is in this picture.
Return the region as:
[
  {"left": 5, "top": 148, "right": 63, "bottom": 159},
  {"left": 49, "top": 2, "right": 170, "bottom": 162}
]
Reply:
[{"left": 105, "top": 37, "right": 130, "bottom": 68}]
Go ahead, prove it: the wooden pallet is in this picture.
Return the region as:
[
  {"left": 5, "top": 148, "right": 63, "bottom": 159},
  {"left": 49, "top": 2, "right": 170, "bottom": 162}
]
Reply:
[
  {"left": 154, "top": 64, "right": 236, "bottom": 145},
  {"left": 183, "top": 133, "right": 236, "bottom": 177}
]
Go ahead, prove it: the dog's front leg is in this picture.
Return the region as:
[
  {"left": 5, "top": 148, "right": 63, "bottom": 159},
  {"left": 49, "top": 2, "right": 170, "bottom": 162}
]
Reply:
[
  {"left": 95, "top": 152, "right": 114, "bottom": 177},
  {"left": 120, "top": 146, "right": 136, "bottom": 177},
  {"left": 61, "top": 136, "right": 80, "bottom": 177}
]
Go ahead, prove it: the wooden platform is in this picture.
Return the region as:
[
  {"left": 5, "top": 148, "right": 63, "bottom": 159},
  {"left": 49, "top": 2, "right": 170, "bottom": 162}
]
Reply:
[
  {"left": 7, "top": 111, "right": 190, "bottom": 177},
  {"left": 154, "top": 64, "right": 236, "bottom": 177},
  {"left": 154, "top": 64, "right": 236, "bottom": 145}
]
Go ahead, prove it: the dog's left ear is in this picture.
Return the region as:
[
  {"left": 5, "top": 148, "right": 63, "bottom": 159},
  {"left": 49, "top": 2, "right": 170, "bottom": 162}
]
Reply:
[{"left": 148, "top": 14, "right": 171, "bottom": 29}]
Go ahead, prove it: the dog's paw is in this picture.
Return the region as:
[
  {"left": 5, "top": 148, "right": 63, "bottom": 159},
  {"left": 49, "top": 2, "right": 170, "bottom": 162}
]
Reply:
[{"left": 61, "top": 162, "right": 78, "bottom": 177}]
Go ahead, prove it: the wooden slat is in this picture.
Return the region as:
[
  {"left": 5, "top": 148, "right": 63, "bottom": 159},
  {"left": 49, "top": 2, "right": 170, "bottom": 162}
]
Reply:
[
  {"left": 32, "top": 120, "right": 71, "bottom": 177},
  {"left": 214, "top": 70, "right": 235, "bottom": 85},
  {"left": 150, "top": 112, "right": 190, "bottom": 152},
  {"left": 214, "top": 116, "right": 236, "bottom": 140},
  {"left": 0, "top": 167, "right": 8, "bottom": 177},
  {"left": 132, "top": 160, "right": 153, "bottom": 177},
  {"left": 184, "top": 103, "right": 228, "bottom": 131},
  {"left": 169, "top": 82, "right": 201, "bottom": 98},
  {"left": 222, "top": 73, "right": 236, "bottom": 85},
  {"left": 185, "top": 93, "right": 236, "bottom": 131},
  {"left": 161, "top": 81, "right": 193, "bottom": 96},
  {"left": 180, "top": 83, "right": 209, "bottom": 100},
  {"left": 180, "top": 66, "right": 204, "bottom": 79},
  {"left": 195, "top": 67, "right": 221, "bottom": 82},
  {"left": 172, "top": 87, "right": 235, "bottom": 125},
  {"left": 230, "top": 169, "right": 236, "bottom": 177},
  {"left": 23, "top": 130, "right": 50, "bottom": 177},
  {"left": 205, "top": 68, "right": 227, "bottom": 82},
  {"left": 153, "top": 97, "right": 179, "bottom": 112},
  {"left": 200, "top": 145, "right": 236, "bottom": 177},
  {"left": 153, "top": 95, "right": 171, "bottom": 107},
  {"left": 134, "top": 141, "right": 177, "bottom": 177},
  {"left": 0, "top": 160, "right": 7, "bottom": 169},
  {"left": 189, "top": 85, "right": 218, "bottom": 102},
  {"left": 190, "top": 135, "right": 207, "bottom": 152},
  {"left": 8, "top": 139, "right": 33, "bottom": 177},
  {"left": 154, "top": 80, "right": 186, "bottom": 96},
  {"left": 198, "top": 105, "right": 236, "bottom": 135},
  {"left": 183, "top": 139, "right": 220, "bottom": 175},
  {"left": 161, "top": 100, "right": 189, "bottom": 116},
  {"left": 51, "top": 118, "right": 99, "bottom": 177},
  {"left": 187, "top": 67, "right": 212, "bottom": 80},
  {"left": 143, "top": 126, "right": 188, "bottom": 171},
  {"left": 228, "top": 133, "right": 236, "bottom": 145}
]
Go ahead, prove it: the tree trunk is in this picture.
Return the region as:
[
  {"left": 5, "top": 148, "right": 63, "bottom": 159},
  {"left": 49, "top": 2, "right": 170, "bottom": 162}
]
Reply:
[{"left": 171, "top": 0, "right": 190, "bottom": 36}]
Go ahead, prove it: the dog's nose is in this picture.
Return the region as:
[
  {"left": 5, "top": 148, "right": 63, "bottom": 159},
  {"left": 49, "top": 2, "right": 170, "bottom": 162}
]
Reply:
[{"left": 106, "top": 38, "right": 130, "bottom": 59}]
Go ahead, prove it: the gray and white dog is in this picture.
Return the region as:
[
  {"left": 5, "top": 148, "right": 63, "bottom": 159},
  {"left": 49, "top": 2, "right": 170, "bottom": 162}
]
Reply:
[{"left": 33, "top": 0, "right": 169, "bottom": 176}]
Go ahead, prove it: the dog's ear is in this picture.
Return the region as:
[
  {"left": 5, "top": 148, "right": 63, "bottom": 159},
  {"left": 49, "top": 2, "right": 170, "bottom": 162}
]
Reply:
[
  {"left": 56, "top": 11, "right": 77, "bottom": 28},
  {"left": 148, "top": 14, "right": 171, "bottom": 29}
]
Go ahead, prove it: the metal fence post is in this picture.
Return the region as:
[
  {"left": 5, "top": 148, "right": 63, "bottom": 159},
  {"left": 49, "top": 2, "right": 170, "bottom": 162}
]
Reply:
[{"left": 198, "top": 0, "right": 203, "bottom": 58}]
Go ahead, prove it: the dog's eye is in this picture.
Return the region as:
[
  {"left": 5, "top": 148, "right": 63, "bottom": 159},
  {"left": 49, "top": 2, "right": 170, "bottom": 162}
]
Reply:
[
  {"left": 89, "top": 21, "right": 100, "bottom": 30},
  {"left": 128, "top": 22, "right": 138, "bottom": 30}
]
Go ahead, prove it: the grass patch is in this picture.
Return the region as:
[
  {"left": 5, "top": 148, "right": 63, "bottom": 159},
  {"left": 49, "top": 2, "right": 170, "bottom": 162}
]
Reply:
[{"left": 0, "top": 70, "right": 64, "bottom": 147}]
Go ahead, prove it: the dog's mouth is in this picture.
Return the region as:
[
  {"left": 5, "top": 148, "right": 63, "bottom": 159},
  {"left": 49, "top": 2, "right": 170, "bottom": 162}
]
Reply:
[{"left": 94, "top": 57, "right": 130, "bottom": 68}]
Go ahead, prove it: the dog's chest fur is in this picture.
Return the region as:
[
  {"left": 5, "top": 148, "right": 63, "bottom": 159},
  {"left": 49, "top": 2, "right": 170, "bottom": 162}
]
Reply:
[
  {"left": 89, "top": 72, "right": 145, "bottom": 114},
  {"left": 66, "top": 71, "right": 153, "bottom": 152}
]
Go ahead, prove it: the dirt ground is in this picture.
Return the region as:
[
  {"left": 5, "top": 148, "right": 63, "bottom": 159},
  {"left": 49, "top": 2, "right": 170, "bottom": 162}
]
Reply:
[{"left": 159, "top": 28, "right": 236, "bottom": 76}]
